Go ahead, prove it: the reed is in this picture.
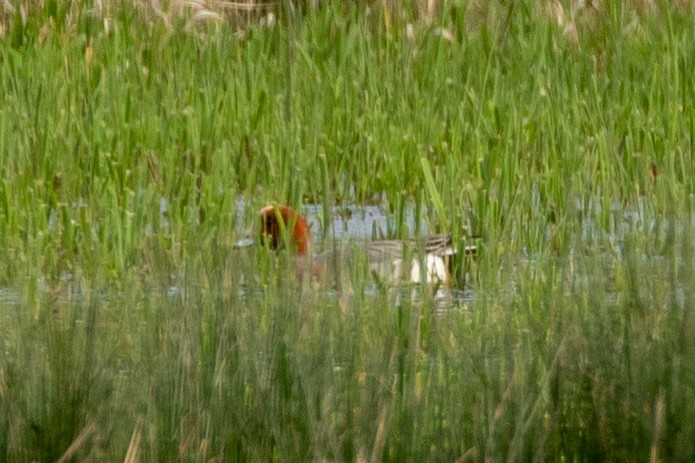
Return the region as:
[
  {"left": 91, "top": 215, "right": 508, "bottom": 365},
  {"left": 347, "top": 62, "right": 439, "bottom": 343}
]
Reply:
[{"left": 1, "top": 0, "right": 694, "bottom": 460}]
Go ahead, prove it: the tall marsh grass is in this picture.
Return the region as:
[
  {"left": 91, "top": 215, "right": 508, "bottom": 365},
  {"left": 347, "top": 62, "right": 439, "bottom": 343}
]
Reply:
[{"left": 1, "top": 0, "right": 694, "bottom": 461}]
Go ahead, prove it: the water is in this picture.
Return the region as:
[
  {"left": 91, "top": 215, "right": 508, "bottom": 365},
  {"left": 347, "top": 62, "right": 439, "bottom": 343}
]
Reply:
[
  {"left": 234, "top": 198, "right": 427, "bottom": 242},
  {"left": 4, "top": 196, "right": 692, "bottom": 313}
]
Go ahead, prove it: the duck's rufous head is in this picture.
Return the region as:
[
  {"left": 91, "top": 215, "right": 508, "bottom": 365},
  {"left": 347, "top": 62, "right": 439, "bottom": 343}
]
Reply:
[{"left": 259, "top": 205, "right": 311, "bottom": 255}]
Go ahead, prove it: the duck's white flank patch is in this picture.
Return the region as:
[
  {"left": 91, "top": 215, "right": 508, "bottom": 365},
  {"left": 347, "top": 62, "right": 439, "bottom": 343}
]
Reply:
[{"left": 410, "top": 255, "right": 448, "bottom": 283}]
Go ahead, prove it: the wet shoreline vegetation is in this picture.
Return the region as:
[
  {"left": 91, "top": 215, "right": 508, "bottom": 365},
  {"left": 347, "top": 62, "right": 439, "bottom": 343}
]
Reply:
[{"left": 1, "top": 1, "right": 694, "bottom": 461}]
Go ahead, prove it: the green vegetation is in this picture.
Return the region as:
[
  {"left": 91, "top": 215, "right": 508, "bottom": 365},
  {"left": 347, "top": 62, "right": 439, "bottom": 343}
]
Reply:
[{"left": 1, "top": 0, "right": 694, "bottom": 461}]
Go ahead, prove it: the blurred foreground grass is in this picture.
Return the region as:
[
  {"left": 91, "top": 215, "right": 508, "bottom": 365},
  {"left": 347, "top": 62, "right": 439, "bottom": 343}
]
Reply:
[{"left": 1, "top": 0, "right": 694, "bottom": 461}]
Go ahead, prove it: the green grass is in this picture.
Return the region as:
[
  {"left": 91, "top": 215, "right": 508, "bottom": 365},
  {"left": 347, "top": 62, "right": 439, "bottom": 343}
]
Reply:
[{"left": 1, "top": 0, "right": 695, "bottom": 461}]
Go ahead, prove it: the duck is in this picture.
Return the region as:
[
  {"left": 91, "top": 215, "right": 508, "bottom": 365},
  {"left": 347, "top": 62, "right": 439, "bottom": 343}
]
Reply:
[{"left": 236, "top": 204, "right": 475, "bottom": 285}]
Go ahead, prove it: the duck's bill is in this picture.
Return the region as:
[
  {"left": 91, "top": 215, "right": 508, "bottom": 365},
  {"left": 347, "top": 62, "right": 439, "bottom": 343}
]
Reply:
[{"left": 233, "top": 237, "right": 256, "bottom": 249}]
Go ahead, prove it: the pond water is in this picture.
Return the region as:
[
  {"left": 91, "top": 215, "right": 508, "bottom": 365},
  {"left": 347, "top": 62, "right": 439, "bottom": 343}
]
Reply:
[
  {"left": 234, "top": 197, "right": 431, "bottom": 242},
  {"left": 4, "top": 195, "right": 691, "bottom": 314}
]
